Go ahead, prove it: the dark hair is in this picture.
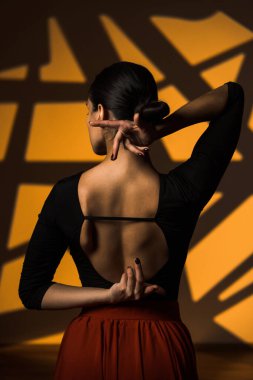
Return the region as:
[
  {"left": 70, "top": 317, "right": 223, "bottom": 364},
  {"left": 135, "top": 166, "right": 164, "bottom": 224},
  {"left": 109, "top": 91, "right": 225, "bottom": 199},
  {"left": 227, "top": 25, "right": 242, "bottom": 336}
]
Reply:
[{"left": 87, "top": 61, "right": 170, "bottom": 130}]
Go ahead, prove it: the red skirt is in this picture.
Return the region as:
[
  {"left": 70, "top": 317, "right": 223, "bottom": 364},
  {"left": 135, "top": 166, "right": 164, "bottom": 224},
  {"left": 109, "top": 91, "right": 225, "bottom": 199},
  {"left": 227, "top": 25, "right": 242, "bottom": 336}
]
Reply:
[{"left": 53, "top": 298, "right": 199, "bottom": 380}]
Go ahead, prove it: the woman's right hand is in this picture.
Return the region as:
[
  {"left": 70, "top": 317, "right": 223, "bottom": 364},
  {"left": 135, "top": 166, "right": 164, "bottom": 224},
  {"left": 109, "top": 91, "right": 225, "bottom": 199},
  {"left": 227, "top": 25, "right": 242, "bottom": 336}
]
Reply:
[
  {"left": 89, "top": 112, "right": 159, "bottom": 160},
  {"left": 108, "top": 258, "right": 167, "bottom": 304}
]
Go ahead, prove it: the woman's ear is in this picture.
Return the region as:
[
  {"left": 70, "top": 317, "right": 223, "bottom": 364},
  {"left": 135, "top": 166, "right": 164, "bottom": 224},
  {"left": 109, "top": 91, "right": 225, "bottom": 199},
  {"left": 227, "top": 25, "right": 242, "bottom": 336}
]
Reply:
[
  {"left": 97, "top": 103, "right": 104, "bottom": 120},
  {"left": 87, "top": 102, "right": 107, "bottom": 155},
  {"left": 89, "top": 103, "right": 116, "bottom": 155}
]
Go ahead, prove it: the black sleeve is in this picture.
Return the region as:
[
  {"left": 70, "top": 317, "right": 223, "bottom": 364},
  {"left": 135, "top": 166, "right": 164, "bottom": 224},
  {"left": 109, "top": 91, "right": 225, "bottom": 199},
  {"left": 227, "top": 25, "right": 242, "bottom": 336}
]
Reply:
[
  {"left": 169, "top": 81, "right": 245, "bottom": 210},
  {"left": 18, "top": 181, "right": 69, "bottom": 310}
]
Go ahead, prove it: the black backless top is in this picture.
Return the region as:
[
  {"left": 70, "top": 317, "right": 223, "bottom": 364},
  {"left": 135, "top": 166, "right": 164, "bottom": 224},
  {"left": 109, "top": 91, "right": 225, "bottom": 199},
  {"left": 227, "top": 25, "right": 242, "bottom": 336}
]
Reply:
[{"left": 18, "top": 81, "right": 244, "bottom": 309}]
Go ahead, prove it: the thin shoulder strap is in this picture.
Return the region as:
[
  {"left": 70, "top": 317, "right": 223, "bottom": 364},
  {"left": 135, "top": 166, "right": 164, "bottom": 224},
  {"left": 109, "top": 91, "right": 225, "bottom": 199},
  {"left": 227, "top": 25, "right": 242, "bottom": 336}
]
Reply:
[{"left": 82, "top": 215, "right": 157, "bottom": 221}]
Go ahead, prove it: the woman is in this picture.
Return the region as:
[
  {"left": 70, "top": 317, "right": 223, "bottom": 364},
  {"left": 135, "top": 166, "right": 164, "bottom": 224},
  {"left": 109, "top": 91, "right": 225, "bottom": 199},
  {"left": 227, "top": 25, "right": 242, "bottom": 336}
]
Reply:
[{"left": 18, "top": 61, "right": 244, "bottom": 380}]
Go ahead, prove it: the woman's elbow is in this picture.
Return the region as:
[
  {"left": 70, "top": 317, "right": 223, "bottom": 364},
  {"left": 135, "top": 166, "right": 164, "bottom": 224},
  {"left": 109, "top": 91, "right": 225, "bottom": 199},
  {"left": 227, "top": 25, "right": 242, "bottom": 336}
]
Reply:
[
  {"left": 18, "top": 283, "right": 41, "bottom": 310},
  {"left": 228, "top": 81, "right": 244, "bottom": 103}
]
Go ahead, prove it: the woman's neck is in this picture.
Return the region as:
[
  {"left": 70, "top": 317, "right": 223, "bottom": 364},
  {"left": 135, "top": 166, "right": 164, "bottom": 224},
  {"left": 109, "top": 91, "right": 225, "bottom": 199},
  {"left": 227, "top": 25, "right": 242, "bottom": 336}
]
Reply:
[{"left": 102, "top": 141, "right": 155, "bottom": 172}]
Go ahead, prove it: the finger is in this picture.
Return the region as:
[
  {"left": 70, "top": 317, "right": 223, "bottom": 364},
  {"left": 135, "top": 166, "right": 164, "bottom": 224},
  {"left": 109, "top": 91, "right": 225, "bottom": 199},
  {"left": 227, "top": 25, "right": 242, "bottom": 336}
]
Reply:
[
  {"left": 126, "top": 266, "right": 136, "bottom": 298},
  {"left": 111, "top": 129, "right": 125, "bottom": 159},
  {"left": 112, "top": 128, "right": 145, "bottom": 159},
  {"left": 133, "top": 113, "right": 140, "bottom": 127},
  {"left": 137, "top": 145, "right": 150, "bottom": 152},
  {"left": 155, "top": 286, "right": 167, "bottom": 296},
  {"left": 144, "top": 285, "right": 158, "bottom": 296},
  {"left": 134, "top": 258, "right": 144, "bottom": 298},
  {"left": 123, "top": 139, "right": 145, "bottom": 156},
  {"left": 144, "top": 282, "right": 159, "bottom": 290},
  {"left": 120, "top": 271, "right": 127, "bottom": 289},
  {"left": 89, "top": 120, "right": 121, "bottom": 127},
  {"left": 123, "top": 139, "right": 150, "bottom": 153}
]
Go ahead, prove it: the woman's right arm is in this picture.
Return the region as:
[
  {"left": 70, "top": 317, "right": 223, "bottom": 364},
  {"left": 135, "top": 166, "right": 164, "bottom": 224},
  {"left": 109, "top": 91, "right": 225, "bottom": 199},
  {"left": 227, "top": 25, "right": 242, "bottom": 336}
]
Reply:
[{"left": 18, "top": 182, "right": 111, "bottom": 310}]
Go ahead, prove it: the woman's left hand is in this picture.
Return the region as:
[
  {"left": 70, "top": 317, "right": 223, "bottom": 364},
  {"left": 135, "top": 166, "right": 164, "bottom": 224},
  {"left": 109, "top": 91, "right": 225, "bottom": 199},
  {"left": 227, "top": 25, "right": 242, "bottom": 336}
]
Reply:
[{"left": 89, "top": 112, "right": 158, "bottom": 160}]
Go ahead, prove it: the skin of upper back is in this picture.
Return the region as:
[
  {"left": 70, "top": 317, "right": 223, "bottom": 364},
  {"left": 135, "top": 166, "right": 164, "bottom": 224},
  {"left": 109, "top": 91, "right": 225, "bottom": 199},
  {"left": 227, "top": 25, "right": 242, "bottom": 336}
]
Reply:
[{"left": 78, "top": 165, "right": 169, "bottom": 284}]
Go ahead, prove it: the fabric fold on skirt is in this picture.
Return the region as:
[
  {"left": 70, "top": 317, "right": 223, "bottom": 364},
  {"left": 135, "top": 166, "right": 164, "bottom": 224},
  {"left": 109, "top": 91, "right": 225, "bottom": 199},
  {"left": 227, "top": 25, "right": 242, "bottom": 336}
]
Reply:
[{"left": 53, "top": 298, "right": 199, "bottom": 380}]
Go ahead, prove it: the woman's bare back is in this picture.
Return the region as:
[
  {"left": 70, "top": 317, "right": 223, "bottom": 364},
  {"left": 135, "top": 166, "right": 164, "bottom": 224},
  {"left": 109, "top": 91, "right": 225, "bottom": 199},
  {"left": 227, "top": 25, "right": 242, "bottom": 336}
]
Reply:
[{"left": 77, "top": 165, "right": 170, "bottom": 283}]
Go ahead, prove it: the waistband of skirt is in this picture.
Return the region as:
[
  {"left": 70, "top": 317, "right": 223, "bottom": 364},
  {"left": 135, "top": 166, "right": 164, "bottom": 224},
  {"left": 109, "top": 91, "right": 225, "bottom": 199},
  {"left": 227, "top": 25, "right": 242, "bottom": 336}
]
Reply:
[{"left": 78, "top": 298, "right": 181, "bottom": 321}]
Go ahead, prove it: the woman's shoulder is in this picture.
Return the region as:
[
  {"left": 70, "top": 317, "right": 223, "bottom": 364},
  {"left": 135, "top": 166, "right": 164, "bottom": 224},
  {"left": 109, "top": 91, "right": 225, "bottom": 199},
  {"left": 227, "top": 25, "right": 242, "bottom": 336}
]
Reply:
[
  {"left": 48, "top": 170, "right": 86, "bottom": 228},
  {"left": 55, "top": 169, "right": 84, "bottom": 190},
  {"left": 58, "top": 169, "right": 84, "bottom": 184},
  {"left": 47, "top": 170, "right": 85, "bottom": 211}
]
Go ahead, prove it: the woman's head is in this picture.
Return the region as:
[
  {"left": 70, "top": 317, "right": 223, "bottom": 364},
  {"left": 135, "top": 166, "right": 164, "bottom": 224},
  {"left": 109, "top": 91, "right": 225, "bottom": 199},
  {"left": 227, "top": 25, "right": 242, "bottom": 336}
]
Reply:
[{"left": 86, "top": 61, "right": 169, "bottom": 155}]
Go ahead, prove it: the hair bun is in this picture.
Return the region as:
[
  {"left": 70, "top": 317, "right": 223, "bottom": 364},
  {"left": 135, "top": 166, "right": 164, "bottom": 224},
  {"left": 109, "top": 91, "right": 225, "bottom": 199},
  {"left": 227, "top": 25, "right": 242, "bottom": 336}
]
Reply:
[{"left": 138, "top": 100, "right": 170, "bottom": 123}]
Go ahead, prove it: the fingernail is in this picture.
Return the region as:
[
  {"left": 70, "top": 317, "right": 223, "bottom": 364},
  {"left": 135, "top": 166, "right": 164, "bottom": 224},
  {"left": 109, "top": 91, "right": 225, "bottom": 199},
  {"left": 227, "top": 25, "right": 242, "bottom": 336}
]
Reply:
[
  {"left": 135, "top": 257, "right": 140, "bottom": 264},
  {"left": 138, "top": 153, "right": 143, "bottom": 156},
  {"left": 144, "top": 148, "right": 149, "bottom": 151},
  {"left": 89, "top": 121, "right": 94, "bottom": 124},
  {"left": 111, "top": 154, "right": 114, "bottom": 160}
]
